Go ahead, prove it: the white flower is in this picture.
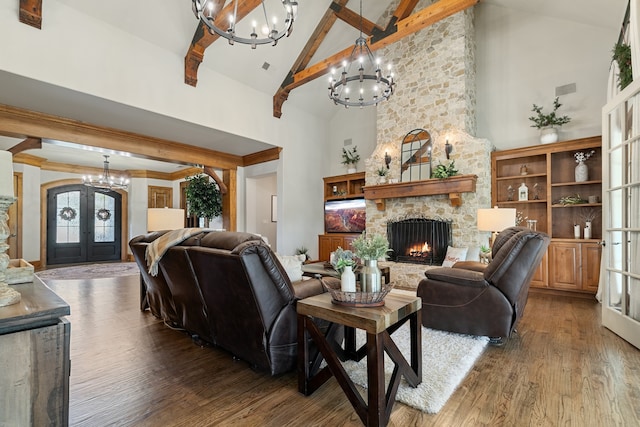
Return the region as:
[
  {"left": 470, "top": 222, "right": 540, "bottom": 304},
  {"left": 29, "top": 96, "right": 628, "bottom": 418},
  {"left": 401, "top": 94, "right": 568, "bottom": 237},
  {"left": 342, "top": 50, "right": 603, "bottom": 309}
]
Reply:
[{"left": 574, "top": 150, "right": 595, "bottom": 163}]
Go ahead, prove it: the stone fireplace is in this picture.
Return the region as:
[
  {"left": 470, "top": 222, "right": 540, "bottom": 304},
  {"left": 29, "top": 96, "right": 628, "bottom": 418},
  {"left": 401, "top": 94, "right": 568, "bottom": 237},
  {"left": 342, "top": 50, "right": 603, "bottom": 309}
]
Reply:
[{"left": 363, "top": 3, "right": 493, "bottom": 288}]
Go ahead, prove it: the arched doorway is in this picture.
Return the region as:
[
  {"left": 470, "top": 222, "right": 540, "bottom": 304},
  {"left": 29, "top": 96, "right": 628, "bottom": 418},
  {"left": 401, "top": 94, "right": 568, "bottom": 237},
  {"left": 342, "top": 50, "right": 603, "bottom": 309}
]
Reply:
[{"left": 46, "top": 184, "right": 123, "bottom": 265}]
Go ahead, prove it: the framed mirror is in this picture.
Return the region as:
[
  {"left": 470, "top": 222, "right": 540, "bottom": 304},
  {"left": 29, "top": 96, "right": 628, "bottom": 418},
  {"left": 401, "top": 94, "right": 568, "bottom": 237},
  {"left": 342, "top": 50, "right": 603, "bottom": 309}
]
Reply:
[{"left": 401, "top": 129, "right": 432, "bottom": 182}]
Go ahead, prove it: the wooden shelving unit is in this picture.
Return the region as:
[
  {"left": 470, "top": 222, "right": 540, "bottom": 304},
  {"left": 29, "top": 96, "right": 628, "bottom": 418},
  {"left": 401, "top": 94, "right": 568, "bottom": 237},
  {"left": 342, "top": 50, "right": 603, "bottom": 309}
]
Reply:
[
  {"left": 491, "top": 136, "right": 602, "bottom": 295},
  {"left": 318, "top": 172, "right": 365, "bottom": 261}
]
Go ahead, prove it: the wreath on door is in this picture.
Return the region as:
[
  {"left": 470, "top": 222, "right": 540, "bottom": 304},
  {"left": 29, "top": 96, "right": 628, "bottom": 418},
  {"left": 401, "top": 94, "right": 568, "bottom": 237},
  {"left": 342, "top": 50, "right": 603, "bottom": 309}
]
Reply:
[
  {"left": 96, "top": 208, "right": 112, "bottom": 221},
  {"left": 59, "top": 206, "right": 77, "bottom": 221}
]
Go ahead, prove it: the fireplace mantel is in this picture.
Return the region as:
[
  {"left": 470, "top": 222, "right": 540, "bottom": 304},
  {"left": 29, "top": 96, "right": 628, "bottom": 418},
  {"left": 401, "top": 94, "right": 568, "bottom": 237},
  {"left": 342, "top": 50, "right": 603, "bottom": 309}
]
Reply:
[{"left": 363, "top": 174, "right": 477, "bottom": 210}]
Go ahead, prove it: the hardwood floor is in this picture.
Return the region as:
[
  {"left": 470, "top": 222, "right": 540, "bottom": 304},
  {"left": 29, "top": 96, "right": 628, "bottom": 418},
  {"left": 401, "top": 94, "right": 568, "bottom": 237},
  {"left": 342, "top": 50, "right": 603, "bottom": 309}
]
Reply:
[{"left": 44, "top": 276, "right": 640, "bottom": 426}]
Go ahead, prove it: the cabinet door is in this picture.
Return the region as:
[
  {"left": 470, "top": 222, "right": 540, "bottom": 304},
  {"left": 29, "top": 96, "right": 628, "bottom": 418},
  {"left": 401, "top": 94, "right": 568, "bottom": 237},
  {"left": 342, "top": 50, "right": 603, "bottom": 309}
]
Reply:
[
  {"left": 548, "top": 242, "right": 581, "bottom": 290},
  {"left": 343, "top": 235, "right": 358, "bottom": 251},
  {"left": 318, "top": 235, "right": 333, "bottom": 261},
  {"left": 530, "top": 252, "right": 548, "bottom": 288},
  {"left": 581, "top": 242, "right": 602, "bottom": 292}
]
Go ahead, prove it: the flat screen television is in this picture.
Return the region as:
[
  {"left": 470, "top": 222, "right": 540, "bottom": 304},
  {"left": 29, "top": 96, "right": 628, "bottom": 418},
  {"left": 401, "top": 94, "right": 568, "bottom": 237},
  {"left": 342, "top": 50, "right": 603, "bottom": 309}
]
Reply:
[{"left": 324, "top": 198, "right": 366, "bottom": 233}]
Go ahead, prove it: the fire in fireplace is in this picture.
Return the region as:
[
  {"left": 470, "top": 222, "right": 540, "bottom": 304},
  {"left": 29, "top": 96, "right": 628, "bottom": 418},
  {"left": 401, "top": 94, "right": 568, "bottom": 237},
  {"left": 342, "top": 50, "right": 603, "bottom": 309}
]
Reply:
[{"left": 387, "top": 218, "right": 452, "bottom": 265}]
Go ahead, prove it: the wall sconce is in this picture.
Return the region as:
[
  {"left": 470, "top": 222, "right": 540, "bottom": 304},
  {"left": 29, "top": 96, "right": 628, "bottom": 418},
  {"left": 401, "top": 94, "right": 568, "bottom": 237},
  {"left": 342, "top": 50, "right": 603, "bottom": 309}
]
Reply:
[
  {"left": 384, "top": 151, "right": 392, "bottom": 169},
  {"left": 445, "top": 140, "right": 453, "bottom": 160}
]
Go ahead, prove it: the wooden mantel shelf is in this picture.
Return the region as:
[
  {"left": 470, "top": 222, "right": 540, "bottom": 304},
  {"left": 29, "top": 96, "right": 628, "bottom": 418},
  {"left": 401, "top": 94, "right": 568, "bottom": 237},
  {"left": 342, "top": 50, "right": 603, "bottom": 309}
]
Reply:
[{"left": 363, "top": 174, "right": 477, "bottom": 210}]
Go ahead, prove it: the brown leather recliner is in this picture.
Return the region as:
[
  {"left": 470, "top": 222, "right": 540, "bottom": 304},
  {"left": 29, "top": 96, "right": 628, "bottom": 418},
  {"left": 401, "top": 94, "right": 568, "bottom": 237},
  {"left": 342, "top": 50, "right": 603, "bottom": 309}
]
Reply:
[
  {"left": 417, "top": 227, "right": 550, "bottom": 342},
  {"left": 130, "top": 230, "right": 331, "bottom": 375}
]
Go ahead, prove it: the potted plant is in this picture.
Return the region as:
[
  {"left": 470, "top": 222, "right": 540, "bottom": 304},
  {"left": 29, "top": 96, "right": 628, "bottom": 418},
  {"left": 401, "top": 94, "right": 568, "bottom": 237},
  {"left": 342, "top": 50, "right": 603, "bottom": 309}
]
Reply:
[
  {"left": 341, "top": 146, "right": 360, "bottom": 173},
  {"left": 331, "top": 246, "right": 355, "bottom": 273},
  {"left": 376, "top": 167, "right": 388, "bottom": 184},
  {"left": 612, "top": 42, "right": 632, "bottom": 90},
  {"left": 352, "top": 232, "right": 390, "bottom": 292},
  {"left": 528, "top": 97, "right": 571, "bottom": 144},
  {"left": 431, "top": 160, "right": 458, "bottom": 179},
  {"left": 295, "top": 246, "right": 311, "bottom": 263},
  {"left": 184, "top": 174, "right": 222, "bottom": 226}
]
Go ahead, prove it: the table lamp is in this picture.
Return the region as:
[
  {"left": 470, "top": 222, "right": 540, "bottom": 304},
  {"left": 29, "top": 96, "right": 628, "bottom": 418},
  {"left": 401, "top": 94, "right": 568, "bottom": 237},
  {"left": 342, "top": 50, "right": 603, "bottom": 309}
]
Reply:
[
  {"left": 477, "top": 206, "right": 516, "bottom": 248},
  {"left": 147, "top": 208, "right": 185, "bottom": 232}
]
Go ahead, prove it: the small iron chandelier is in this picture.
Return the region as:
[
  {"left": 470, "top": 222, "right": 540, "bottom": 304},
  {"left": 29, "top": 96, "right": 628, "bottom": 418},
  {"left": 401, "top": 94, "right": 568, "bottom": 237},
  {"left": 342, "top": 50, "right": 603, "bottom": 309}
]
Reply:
[
  {"left": 192, "top": 0, "right": 298, "bottom": 49},
  {"left": 82, "top": 155, "right": 129, "bottom": 191},
  {"left": 328, "top": 0, "right": 395, "bottom": 108}
]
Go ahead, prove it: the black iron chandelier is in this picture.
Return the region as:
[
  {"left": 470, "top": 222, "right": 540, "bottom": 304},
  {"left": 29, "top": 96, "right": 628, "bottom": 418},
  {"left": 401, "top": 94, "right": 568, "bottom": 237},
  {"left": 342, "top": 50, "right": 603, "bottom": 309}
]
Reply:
[
  {"left": 192, "top": 0, "right": 298, "bottom": 49},
  {"left": 82, "top": 155, "right": 129, "bottom": 191},
  {"left": 328, "top": 0, "right": 395, "bottom": 108}
]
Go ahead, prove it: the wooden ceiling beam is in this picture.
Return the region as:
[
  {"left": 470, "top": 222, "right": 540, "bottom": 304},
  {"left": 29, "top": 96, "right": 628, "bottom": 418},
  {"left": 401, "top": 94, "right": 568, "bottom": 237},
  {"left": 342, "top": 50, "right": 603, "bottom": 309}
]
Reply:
[
  {"left": 0, "top": 103, "right": 243, "bottom": 170},
  {"left": 19, "top": 0, "right": 42, "bottom": 29},
  {"left": 8, "top": 137, "right": 41, "bottom": 155},
  {"left": 273, "top": 0, "right": 479, "bottom": 117},
  {"left": 273, "top": 0, "right": 349, "bottom": 118},
  {"left": 390, "top": 0, "right": 420, "bottom": 23},
  {"left": 331, "top": 2, "right": 382, "bottom": 35},
  {"left": 185, "top": 0, "right": 263, "bottom": 87}
]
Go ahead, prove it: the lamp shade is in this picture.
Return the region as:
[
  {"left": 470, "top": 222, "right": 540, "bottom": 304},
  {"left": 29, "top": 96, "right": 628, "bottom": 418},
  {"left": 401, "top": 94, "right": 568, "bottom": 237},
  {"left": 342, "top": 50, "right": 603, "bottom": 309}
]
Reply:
[
  {"left": 0, "top": 150, "right": 14, "bottom": 197},
  {"left": 147, "top": 208, "right": 185, "bottom": 231},
  {"left": 477, "top": 207, "right": 516, "bottom": 232}
]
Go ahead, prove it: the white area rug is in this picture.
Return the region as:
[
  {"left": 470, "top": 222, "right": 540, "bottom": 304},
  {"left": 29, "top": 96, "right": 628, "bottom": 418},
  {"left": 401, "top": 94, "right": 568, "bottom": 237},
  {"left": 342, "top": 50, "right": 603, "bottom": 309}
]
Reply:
[
  {"left": 36, "top": 262, "right": 139, "bottom": 281},
  {"left": 342, "top": 324, "right": 488, "bottom": 413}
]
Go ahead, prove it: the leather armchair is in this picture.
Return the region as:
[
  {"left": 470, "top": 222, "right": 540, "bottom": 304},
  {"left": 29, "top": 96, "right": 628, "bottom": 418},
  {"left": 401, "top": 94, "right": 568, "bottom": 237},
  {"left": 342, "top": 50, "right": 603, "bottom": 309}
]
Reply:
[{"left": 417, "top": 227, "right": 550, "bottom": 342}]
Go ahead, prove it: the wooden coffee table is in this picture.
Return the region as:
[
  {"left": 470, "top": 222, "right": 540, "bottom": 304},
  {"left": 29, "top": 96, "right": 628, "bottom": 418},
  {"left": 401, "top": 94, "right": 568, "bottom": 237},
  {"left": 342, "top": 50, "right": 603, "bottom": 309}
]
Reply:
[{"left": 297, "top": 290, "right": 422, "bottom": 427}]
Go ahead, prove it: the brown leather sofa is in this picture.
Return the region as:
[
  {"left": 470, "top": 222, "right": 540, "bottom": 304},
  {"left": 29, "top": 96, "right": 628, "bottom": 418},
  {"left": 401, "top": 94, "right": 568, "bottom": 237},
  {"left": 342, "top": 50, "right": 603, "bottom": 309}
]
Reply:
[
  {"left": 417, "top": 227, "right": 550, "bottom": 342},
  {"left": 129, "top": 230, "right": 330, "bottom": 375}
]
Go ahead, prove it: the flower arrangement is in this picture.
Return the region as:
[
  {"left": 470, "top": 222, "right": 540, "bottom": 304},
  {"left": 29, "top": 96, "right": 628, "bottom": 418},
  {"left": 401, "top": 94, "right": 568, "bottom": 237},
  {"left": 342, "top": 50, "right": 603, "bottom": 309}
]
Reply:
[
  {"left": 332, "top": 246, "right": 355, "bottom": 273},
  {"left": 579, "top": 208, "right": 600, "bottom": 223},
  {"left": 351, "top": 232, "right": 390, "bottom": 261},
  {"left": 528, "top": 97, "right": 571, "bottom": 129},
  {"left": 574, "top": 150, "right": 596, "bottom": 163},
  {"left": 341, "top": 146, "right": 360, "bottom": 165},
  {"left": 376, "top": 167, "right": 388, "bottom": 177}
]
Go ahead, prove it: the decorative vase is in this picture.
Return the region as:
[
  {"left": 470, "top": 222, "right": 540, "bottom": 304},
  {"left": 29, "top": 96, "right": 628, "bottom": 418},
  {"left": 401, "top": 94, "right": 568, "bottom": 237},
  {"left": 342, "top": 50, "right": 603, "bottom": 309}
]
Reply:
[
  {"left": 377, "top": 176, "right": 387, "bottom": 184},
  {"left": 574, "top": 224, "right": 581, "bottom": 239},
  {"left": 340, "top": 265, "right": 356, "bottom": 292},
  {"left": 540, "top": 127, "right": 559, "bottom": 144},
  {"left": 575, "top": 161, "right": 588, "bottom": 182},
  {"left": 584, "top": 221, "right": 592, "bottom": 239},
  {"left": 360, "top": 259, "right": 382, "bottom": 293},
  {"left": 347, "top": 166, "right": 357, "bottom": 174}
]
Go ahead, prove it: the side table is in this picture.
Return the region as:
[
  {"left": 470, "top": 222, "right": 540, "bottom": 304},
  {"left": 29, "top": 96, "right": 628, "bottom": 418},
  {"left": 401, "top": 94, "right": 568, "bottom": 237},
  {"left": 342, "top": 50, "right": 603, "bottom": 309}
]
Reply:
[{"left": 297, "top": 290, "right": 422, "bottom": 427}]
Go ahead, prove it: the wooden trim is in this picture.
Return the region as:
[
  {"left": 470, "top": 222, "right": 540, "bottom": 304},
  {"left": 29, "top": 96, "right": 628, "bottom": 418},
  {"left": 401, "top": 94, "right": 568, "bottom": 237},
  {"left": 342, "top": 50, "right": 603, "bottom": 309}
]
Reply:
[
  {"left": 363, "top": 174, "right": 477, "bottom": 209},
  {"left": 242, "top": 147, "right": 282, "bottom": 167},
  {"left": 8, "top": 137, "right": 41, "bottom": 155},
  {"left": 0, "top": 103, "right": 243, "bottom": 170},
  {"left": 222, "top": 169, "right": 237, "bottom": 231}
]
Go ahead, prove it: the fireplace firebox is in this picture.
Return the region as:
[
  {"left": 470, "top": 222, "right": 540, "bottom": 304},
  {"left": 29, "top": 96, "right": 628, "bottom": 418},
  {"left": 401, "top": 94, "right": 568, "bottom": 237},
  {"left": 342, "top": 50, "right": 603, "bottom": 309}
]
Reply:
[{"left": 387, "top": 218, "right": 452, "bottom": 265}]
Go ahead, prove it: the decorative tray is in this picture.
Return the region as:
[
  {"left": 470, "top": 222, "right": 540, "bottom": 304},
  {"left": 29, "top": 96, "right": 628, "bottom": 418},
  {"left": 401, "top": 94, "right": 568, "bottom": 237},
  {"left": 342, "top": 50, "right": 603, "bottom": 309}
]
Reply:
[{"left": 322, "top": 279, "right": 394, "bottom": 307}]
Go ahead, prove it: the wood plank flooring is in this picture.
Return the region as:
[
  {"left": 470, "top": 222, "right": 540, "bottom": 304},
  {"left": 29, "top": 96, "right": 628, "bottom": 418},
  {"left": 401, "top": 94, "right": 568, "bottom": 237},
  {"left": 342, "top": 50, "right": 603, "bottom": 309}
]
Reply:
[{"left": 43, "top": 275, "right": 640, "bottom": 426}]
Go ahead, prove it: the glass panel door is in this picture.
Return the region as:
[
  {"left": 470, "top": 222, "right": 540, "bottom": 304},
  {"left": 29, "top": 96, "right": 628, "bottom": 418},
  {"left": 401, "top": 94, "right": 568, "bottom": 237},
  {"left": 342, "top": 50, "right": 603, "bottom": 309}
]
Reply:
[{"left": 601, "top": 85, "right": 640, "bottom": 349}]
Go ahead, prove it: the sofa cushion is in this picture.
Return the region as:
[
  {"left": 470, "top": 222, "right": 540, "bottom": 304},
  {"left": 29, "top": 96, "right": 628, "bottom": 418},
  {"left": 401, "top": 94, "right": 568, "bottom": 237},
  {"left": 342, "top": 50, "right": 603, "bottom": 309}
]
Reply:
[
  {"left": 442, "top": 246, "right": 468, "bottom": 267},
  {"left": 276, "top": 254, "right": 305, "bottom": 282}
]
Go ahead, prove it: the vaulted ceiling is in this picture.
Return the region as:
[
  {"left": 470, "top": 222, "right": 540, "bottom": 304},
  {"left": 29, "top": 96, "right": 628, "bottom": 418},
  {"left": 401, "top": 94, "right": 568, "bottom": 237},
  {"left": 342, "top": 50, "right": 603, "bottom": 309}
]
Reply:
[{"left": 2, "top": 0, "right": 627, "bottom": 172}]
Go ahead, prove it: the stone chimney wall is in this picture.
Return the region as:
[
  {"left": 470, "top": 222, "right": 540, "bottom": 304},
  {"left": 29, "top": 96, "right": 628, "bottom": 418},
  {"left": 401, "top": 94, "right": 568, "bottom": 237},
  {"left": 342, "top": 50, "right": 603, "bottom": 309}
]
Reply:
[{"left": 366, "top": 5, "right": 493, "bottom": 250}]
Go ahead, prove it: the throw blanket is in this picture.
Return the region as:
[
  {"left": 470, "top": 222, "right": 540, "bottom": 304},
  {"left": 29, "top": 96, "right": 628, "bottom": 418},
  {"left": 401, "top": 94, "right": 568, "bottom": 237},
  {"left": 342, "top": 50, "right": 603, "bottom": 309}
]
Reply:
[{"left": 145, "top": 228, "right": 204, "bottom": 276}]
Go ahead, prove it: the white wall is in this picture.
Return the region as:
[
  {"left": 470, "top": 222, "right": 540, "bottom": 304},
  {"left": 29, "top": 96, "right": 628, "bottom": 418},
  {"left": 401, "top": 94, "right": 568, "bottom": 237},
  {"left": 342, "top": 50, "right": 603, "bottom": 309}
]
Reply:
[
  {"left": 0, "top": 0, "right": 327, "bottom": 259},
  {"left": 245, "top": 173, "right": 277, "bottom": 250},
  {"left": 475, "top": 4, "right": 620, "bottom": 150},
  {"left": 326, "top": 108, "right": 378, "bottom": 177}
]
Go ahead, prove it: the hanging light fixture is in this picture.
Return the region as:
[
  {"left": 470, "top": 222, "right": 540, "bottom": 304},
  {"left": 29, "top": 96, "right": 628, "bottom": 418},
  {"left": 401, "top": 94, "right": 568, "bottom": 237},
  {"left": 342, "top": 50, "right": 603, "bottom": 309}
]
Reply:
[
  {"left": 192, "top": 0, "right": 298, "bottom": 49},
  {"left": 82, "top": 155, "right": 129, "bottom": 191},
  {"left": 328, "top": 0, "right": 395, "bottom": 108}
]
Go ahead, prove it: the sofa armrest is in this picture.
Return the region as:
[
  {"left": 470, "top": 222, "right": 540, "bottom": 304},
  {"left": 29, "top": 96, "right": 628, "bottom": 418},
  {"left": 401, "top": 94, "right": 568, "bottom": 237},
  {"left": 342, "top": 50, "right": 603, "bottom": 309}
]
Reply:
[
  {"left": 292, "top": 277, "right": 326, "bottom": 299},
  {"left": 425, "top": 267, "right": 487, "bottom": 288},
  {"left": 452, "top": 260, "right": 487, "bottom": 272}
]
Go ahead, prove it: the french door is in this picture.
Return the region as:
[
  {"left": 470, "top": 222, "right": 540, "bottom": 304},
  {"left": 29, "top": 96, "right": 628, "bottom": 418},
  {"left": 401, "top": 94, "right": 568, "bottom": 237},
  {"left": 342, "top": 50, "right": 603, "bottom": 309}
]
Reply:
[
  {"left": 46, "top": 185, "right": 122, "bottom": 265},
  {"left": 601, "top": 80, "right": 640, "bottom": 350}
]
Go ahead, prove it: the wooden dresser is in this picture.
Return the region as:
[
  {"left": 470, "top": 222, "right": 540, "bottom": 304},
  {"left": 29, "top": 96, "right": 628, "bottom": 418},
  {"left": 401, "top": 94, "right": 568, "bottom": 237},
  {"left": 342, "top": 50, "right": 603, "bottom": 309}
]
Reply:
[{"left": 0, "top": 277, "right": 71, "bottom": 426}]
